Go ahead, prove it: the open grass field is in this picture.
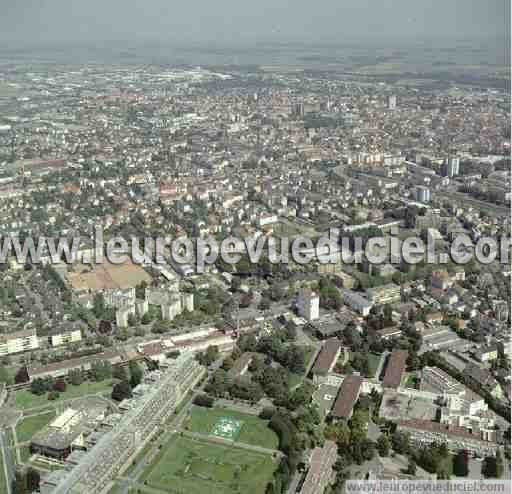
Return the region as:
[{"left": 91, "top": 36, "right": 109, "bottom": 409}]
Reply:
[
  {"left": 14, "top": 380, "right": 115, "bottom": 410},
  {"left": 16, "top": 411, "right": 56, "bottom": 443},
  {"left": 349, "top": 352, "right": 382, "bottom": 377},
  {"left": 142, "top": 436, "right": 276, "bottom": 494},
  {"left": 186, "top": 406, "right": 279, "bottom": 450}
]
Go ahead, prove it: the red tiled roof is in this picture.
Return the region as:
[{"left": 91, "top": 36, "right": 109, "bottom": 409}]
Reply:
[
  {"left": 332, "top": 375, "right": 363, "bottom": 419},
  {"left": 312, "top": 338, "right": 341, "bottom": 375},
  {"left": 382, "top": 350, "right": 408, "bottom": 389}
]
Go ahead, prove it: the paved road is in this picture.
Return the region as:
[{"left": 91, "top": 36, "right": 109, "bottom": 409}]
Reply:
[
  {"left": 181, "top": 430, "right": 283, "bottom": 457},
  {"left": 437, "top": 191, "right": 510, "bottom": 217},
  {"left": 286, "top": 471, "right": 302, "bottom": 494},
  {"left": 119, "top": 480, "right": 168, "bottom": 494},
  {"left": 366, "top": 405, "right": 381, "bottom": 441},
  {"left": 0, "top": 430, "right": 14, "bottom": 494},
  {"left": 374, "top": 351, "right": 389, "bottom": 380},
  {"left": 214, "top": 399, "right": 263, "bottom": 415}
]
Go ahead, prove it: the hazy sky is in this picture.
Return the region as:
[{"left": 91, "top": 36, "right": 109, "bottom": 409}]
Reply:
[{"left": 1, "top": 0, "right": 510, "bottom": 45}]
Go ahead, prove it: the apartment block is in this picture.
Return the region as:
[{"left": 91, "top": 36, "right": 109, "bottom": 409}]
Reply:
[{"left": 0, "top": 328, "right": 39, "bottom": 356}]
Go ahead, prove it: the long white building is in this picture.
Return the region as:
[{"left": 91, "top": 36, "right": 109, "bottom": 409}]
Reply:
[
  {"left": 49, "top": 353, "right": 204, "bottom": 494},
  {"left": 0, "top": 328, "right": 39, "bottom": 356}
]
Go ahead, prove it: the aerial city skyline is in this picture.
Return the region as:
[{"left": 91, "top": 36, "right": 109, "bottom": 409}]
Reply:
[{"left": 0, "top": 2, "right": 510, "bottom": 494}]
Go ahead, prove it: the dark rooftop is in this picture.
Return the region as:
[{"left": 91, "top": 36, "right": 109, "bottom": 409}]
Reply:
[{"left": 382, "top": 350, "right": 408, "bottom": 389}]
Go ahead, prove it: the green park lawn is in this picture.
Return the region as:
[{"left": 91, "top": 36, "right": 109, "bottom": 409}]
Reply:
[
  {"left": 16, "top": 411, "right": 56, "bottom": 444},
  {"left": 186, "top": 406, "right": 279, "bottom": 450},
  {"left": 142, "top": 436, "right": 276, "bottom": 494},
  {"left": 405, "top": 374, "right": 419, "bottom": 389},
  {"left": 349, "top": 352, "right": 382, "bottom": 377},
  {"left": 14, "top": 380, "right": 115, "bottom": 410}
]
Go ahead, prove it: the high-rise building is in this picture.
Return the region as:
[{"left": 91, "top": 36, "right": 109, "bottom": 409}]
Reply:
[
  {"left": 297, "top": 288, "right": 320, "bottom": 321},
  {"left": 415, "top": 185, "right": 431, "bottom": 203},
  {"left": 388, "top": 95, "right": 397, "bottom": 110},
  {"left": 443, "top": 157, "right": 460, "bottom": 177}
]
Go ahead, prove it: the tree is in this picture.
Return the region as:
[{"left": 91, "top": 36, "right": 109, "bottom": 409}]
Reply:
[
  {"left": 258, "top": 297, "right": 271, "bottom": 311},
  {"left": 68, "top": 368, "right": 85, "bottom": 386},
  {"left": 324, "top": 422, "right": 350, "bottom": 448},
  {"left": 482, "top": 451, "right": 504, "bottom": 478},
  {"left": 204, "top": 369, "right": 231, "bottom": 397},
  {"left": 349, "top": 409, "right": 368, "bottom": 439},
  {"left": 436, "top": 466, "right": 451, "bottom": 479},
  {"left": 196, "top": 346, "right": 220, "bottom": 367},
  {"left": 134, "top": 326, "right": 145, "bottom": 337},
  {"left": 361, "top": 439, "right": 377, "bottom": 461},
  {"left": 14, "top": 366, "right": 29, "bottom": 384},
  {"left": 407, "top": 459, "right": 417, "bottom": 476},
  {"left": 12, "top": 469, "right": 26, "bottom": 494},
  {"left": 135, "top": 281, "right": 147, "bottom": 299},
  {"left": 377, "top": 435, "right": 390, "bottom": 457},
  {"left": 453, "top": 451, "right": 469, "bottom": 477},
  {"left": 141, "top": 313, "right": 152, "bottom": 325},
  {"left": 344, "top": 324, "right": 362, "bottom": 349},
  {"left": 48, "top": 390, "right": 60, "bottom": 401},
  {"left": 96, "top": 335, "right": 112, "bottom": 347},
  {"left": 231, "top": 276, "right": 242, "bottom": 292},
  {"left": 112, "top": 381, "right": 133, "bottom": 401},
  {"left": 284, "top": 345, "right": 306, "bottom": 374},
  {"left": 54, "top": 379, "right": 67, "bottom": 392},
  {"left": 288, "top": 381, "right": 314, "bottom": 410},
  {"left": 495, "top": 450, "right": 505, "bottom": 478},
  {"left": 127, "top": 312, "right": 138, "bottom": 327},
  {"left": 129, "top": 361, "right": 143, "bottom": 388},
  {"left": 238, "top": 334, "right": 257, "bottom": 352},
  {"left": 91, "top": 361, "right": 112, "bottom": 382},
  {"left": 221, "top": 356, "right": 234, "bottom": 371},
  {"left": 26, "top": 467, "right": 40, "bottom": 493},
  {"left": 152, "top": 318, "right": 168, "bottom": 334},
  {"left": 260, "top": 407, "right": 276, "bottom": 420},
  {"left": 391, "top": 431, "right": 410, "bottom": 455},
  {"left": 92, "top": 293, "right": 106, "bottom": 319},
  {"left": 0, "top": 365, "right": 9, "bottom": 384},
  {"left": 193, "top": 394, "right": 215, "bottom": 408},
  {"left": 113, "top": 365, "right": 128, "bottom": 381},
  {"left": 30, "top": 378, "right": 48, "bottom": 396}
]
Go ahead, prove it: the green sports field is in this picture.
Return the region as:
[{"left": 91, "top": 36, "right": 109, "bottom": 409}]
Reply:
[
  {"left": 186, "top": 406, "right": 279, "bottom": 450},
  {"left": 142, "top": 436, "right": 276, "bottom": 494}
]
